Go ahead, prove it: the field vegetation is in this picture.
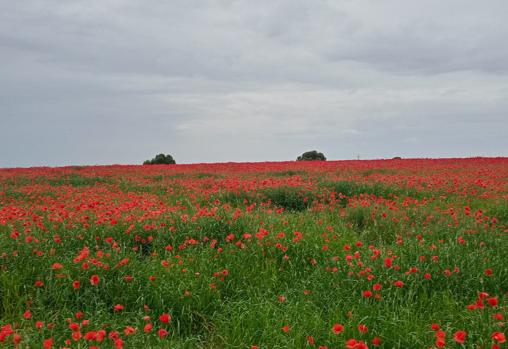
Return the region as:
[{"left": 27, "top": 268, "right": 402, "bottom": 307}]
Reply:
[{"left": 0, "top": 158, "right": 507, "bottom": 348}]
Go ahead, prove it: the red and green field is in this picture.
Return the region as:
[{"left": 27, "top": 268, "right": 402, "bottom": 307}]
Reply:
[{"left": 1, "top": 158, "right": 507, "bottom": 348}]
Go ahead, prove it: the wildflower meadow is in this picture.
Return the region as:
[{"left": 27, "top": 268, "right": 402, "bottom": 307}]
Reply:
[{"left": 0, "top": 158, "right": 507, "bottom": 348}]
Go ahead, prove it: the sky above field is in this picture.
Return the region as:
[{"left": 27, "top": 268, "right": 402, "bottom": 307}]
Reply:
[{"left": 1, "top": 0, "right": 508, "bottom": 167}]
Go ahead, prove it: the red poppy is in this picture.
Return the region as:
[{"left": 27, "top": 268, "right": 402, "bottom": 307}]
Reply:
[
  {"left": 159, "top": 313, "right": 171, "bottom": 323},
  {"left": 51, "top": 263, "right": 63, "bottom": 270},
  {"left": 90, "top": 275, "right": 100, "bottom": 286},
  {"left": 372, "top": 337, "right": 381, "bottom": 346},
  {"left": 43, "top": 338, "right": 53, "bottom": 349},
  {"left": 358, "top": 324, "right": 368, "bottom": 333},
  {"left": 454, "top": 330, "right": 467, "bottom": 344},
  {"left": 492, "top": 332, "right": 506, "bottom": 343},
  {"left": 332, "top": 323, "right": 344, "bottom": 334},
  {"left": 487, "top": 297, "right": 498, "bottom": 307},
  {"left": 394, "top": 280, "right": 404, "bottom": 288},
  {"left": 124, "top": 326, "right": 136, "bottom": 336},
  {"left": 346, "top": 339, "right": 368, "bottom": 349},
  {"left": 157, "top": 328, "right": 168, "bottom": 338},
  {"left": 493, "top": 313, "right": 504, "bottom": 321},
  {"left": 84, "top": 331, "right": 97, "bottom": 341},
  {"left": 12, "top": 333, "right": 21, "bottom": 344},
  {"left": 384, "top": 258, "right": 392, "bottom": 268}
]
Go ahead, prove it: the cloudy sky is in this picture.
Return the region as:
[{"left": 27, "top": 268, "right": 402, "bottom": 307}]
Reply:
[{"left": 1, "top": 0, "right": 507, "bottom": 167}]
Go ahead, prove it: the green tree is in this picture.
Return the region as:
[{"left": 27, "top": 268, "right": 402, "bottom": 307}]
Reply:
[
  {"left": 143, "top": 153, "right": 176, "bottom": 165},
  {"left": 297, "top": 150, "right": 326, "bottom": 161}
]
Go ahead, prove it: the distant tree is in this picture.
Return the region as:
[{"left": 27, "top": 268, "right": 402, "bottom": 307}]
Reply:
[
  {"left": 392, "top": 156, "right": 402, "bottom": 160},
  {"left": 143, "top": 153, "right": 176, "bottom": 165},
  {"left": 297, "top": 150, "right": 326, "bottom": 161}
]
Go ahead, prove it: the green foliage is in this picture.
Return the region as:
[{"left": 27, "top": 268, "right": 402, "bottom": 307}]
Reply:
[
  {"left": 144, "top": 153, "right": 176, "bottom": 165},
  {"left": 2, "top": 188, "right": 27, "bottom": 200},
  {"left": 296, "top": 150, "right": 326, "bottom": 161},
  {"left": 261, "top": 186, "right": 315, "bottom": 211},
  {"left": 266, "top": 170, "right": 308, "bottom": 177},
  {"left": 1, "top": 161, "right": 507, "bottom": 348},
  {"left": 0, "top": 272, "right": 26, "bottom": 321},
  {"left": 321, "top": 180, "right": 428, "bottom": 205},
  {"left": 216, "top": 190, "right": 257, "bottom": 206},
  {"left": 215, "top": 186, "right": 317, "bottom": 212},
  {"left": 48, "top": 174, "right": 113, "bottom": 187}
]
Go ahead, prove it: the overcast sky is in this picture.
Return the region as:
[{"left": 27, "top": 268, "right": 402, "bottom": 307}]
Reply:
[{"left": 1, "top": 0, "right": 507, "bottom": 167}]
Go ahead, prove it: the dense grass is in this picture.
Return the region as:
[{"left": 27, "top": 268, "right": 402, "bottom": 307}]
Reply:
[{"left": 0, "top": 159, "right": 507, "bottom": 348}]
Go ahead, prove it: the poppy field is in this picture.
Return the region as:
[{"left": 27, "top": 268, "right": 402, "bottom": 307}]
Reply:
[{"left": 0, "top": 158, "right": 507, "bottom": 349}]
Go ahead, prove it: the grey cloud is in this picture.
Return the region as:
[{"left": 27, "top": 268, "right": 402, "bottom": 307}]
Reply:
[{"left": 0, "top": 0, "right": 507, "bottom": 167}]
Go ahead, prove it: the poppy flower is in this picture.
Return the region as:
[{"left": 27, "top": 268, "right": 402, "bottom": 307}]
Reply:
[
  {"left": 84, "top": 331, "right": 97, "bottom": 341},
  {"left": 493, "top": 313, "right": 504, "bottom": 321},
  {"left": 72, "top": 331, "right": 82, "bottom": 341},
  {"left": 43, "top": 338, "right": 53, "bottom": 349},
  {"left": 143, "top": 323, "right": 153, "bottom": 333},
  {"left": 384, "top": 258, "right": 392, "bottom": 268},
  {"left": 90, "top": 275, "right": 100, "bottom": 286},
  {"left": 358, "top": 324, "right": 368, "bottom": 333},
  {"left": 363, "top": 290, "right": 373, "bottom": 298},
  {"left": 372, "top": 337, "right": 381, "bottom": 346},
  {"left": 394, "top": 280, "right": 404, "bottom": 288},
  {"left": 157, "top": 328, "right": 168, "bottom": 338},
  {"left": 124, "top": 326, "right": 136, "bottom": 336},
  {"left": 492, "top": 332, "right": 506, "bottom": 343},
  {"left": 159, "top": 313, "right": 171, "bottom": 323},
  {"left": 12, "top": 334, "right": 21, "bottom": 344},
  {"left": 454, "top": 330, "right": 467, "bottom": 344},
  {"left": 332, "top": 323, "right": 344, "bottom": 334},
  {"left": 435, "top": 337, "right": 446, "bottom": 348},
  {"left": 51, "top": 263, "right": 63, "bottom": 270},
  {"left": 307, "top": 336, "right": 315, "bottom": 345},
  {"left": 346, "top": 339, "right": 368, "bottom": 349},
  {"left": 487, "top": 297, "right": 498, "bottom": 307}
]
